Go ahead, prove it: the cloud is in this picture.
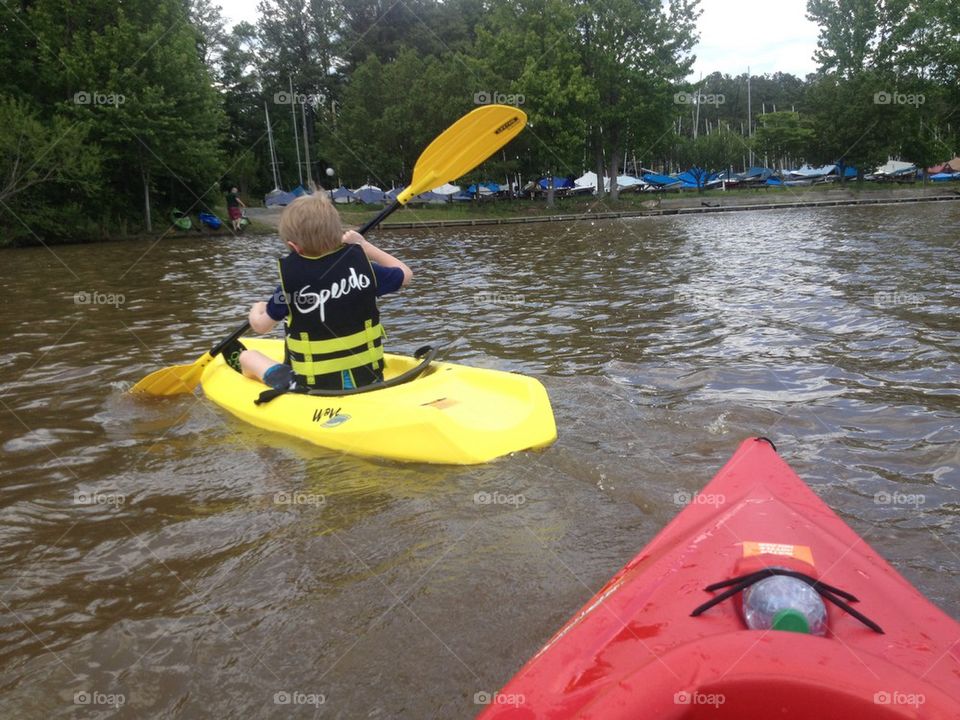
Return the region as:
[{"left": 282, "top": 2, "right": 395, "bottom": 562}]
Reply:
[{"left": 689, "top": 0, "right": 821, "bottom": 78}]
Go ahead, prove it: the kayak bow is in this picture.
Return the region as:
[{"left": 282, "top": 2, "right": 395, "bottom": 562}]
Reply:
[{"left": 480, "top": 438, "right": 960, "bottom": 719}]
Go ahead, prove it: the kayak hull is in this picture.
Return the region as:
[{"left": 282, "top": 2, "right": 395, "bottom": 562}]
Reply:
[
  {"left": 480, "top": 438, "right": 960, "bottom": 718},
  {"left": 200, "top": 338, "right": 556, "bottom": 464}
]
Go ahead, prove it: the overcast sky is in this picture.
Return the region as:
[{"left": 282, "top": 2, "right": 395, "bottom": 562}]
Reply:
[{"left": 220, "top": 0, "right": 821, "bottom": 79}]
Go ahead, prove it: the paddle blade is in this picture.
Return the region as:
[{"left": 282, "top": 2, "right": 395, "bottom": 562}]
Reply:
[
  {"left": 129, "top": 353, "right": 212, "bottom": 396},
  {"left": 397, "top": 105, "right": 527, "bottom": 204}
]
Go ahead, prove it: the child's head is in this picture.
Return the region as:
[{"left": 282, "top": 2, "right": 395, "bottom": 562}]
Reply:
[{"left": 278, "top": 192, "right": 342, "bottom": 255}]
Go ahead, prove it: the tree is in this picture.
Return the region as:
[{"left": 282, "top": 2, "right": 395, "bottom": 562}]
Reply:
[
  {"left": 471, "top": 0, "right": 594, "bottom": 206},
  {"left": 804, "top": 0, "right": 957, "bottom": 175},
  {"left": 219, "top": 22, "right": 273, "bottom": 195},
  {"left": 805, "top": 72, "right": 892, "bottom": 175},
  {"left": 753, "top": 111, "right": 815, "bottom": 170},
  {"left": 806, "top": 0, "right": 881, "bottom": 78},
  {"left": 0, "top": 97, "right": 101, "bottom": 245},
  {"left": 186, "top": 0, "right": 228, "bottom": 69},
  {"left": 257, "top": 0, "right": 342, "bottom": 190},
  {"left": 333, "top": 49, "right": 473, "bottom": 188},
  {"left": 57, "top": 0, "right": 225, "bottom": 230},
  {"left": 576, "top": 0, "right": 700, "bottom": 200},
  {"left": 692, "top": 126, "right": 746, "bottom": 176}
]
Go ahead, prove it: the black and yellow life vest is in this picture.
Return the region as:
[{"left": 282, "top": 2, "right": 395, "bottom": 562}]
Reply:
[{"left": 277, "top": 245, "right": 384, "bottom": 389}]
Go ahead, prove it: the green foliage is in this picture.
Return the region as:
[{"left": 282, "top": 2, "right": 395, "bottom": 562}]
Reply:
[
  {"left": 4, "top": 0, "right": 958, "bottom": 245},
  {"left": 472, "top": 0, "right": 595, "bottom": 183},
  {"left": 576, "top": 0, "right": 700, "bottom": 194},
  {"left": 333, "top": 49, "right": 473, "bottom": 187},
  {"left": 691, "top": 127, "right": 749, "bottom": 174},
  {"left": 2, "top": 0, "right": 225, "bottom": 242},
  {"left": 753, "top": 111, "right": 816, "bottom": 169},
  {"left": 807, "top": 0, "right": 880, "bottom": 77},
  {"left": 0, "top": 96, "right": 102, "bottom": 245}
]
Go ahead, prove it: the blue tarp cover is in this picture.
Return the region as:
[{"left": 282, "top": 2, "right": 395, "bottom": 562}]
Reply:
[
  {"left": 265, "top": 189, "right": 296, "bottom": 206},
  {"left": 467, "top": 182, "right": 502, "bottom": 193},
  {"left": 330, "top": 187, "right": 357, "bottom": 201},
  {"left": 413, "top": 191, "right": 449, "bottom": 203},
  {"left": 641, "top": 173, "right": 680, "bottom": 186},
  {"left": 537, "top": 177, "right": 574, "bottom": 190},
  {"left": 355, "top": 187, "right": 385, "bottom": 204},
  {"left": 678, "top": 168, "right": 719, "bottom": 188}
]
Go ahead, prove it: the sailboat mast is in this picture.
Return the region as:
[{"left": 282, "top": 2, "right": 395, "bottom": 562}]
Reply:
[
  {"left": 747, "top": 67, "right": 753, "bottom": 168},
  {"left": 265, "top": 102, "right": 280, "bottom": 190},
  {"left": 301, "top": 102, "right": 313, "bottom": 189},
  {"left": 694, "top": 73, "right": 702, "bottom": 140},
  {"left": 289, "top": 77, "right": 303, "bottom": 187}
]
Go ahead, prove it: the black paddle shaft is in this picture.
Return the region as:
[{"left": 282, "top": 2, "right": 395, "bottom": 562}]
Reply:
[
  {"left": 208, "top": 199, "right": 405, "bottom": 357},
  {"left": 210, "top": 321, "right": 251, "bottom": 358},
  {"left": 357, "top": 199, "right": 401, "bottom": 235}
]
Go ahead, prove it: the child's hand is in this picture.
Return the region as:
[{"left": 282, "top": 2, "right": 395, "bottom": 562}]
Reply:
[{"left": 342, "top": 230, "right": 365, "bottom": 245}]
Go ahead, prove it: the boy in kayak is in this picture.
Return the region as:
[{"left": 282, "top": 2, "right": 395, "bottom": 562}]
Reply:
[
  {"left": 226, "top": 187, "right": 245, "bottom": 232},
  {"left": 234, "top": 192, "right": 412, "bottom": 391}
]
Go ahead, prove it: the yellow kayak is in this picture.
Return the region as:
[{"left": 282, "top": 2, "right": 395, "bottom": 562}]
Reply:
[{"left": 199, "top": 338, "right": 557, "bottom": 464}]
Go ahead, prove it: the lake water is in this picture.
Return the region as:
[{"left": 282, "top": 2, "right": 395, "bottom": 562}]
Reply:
[{"left": 1, "top": 201, "right": 957, "bottom": 717}]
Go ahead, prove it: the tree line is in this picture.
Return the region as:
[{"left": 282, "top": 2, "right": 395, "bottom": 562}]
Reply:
[{"left": 1, "top": 0, "right": 957, "bottom": 244}]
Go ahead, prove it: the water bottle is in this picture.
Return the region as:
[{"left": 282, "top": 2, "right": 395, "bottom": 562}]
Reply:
[{"left": 742, "top": 573, "right": 827, "bottom": 636}]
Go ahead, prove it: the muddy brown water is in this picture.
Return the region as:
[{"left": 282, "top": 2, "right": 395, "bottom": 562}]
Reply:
[{"left": 1, "top": 202, "right": 958, "bottom": 718}]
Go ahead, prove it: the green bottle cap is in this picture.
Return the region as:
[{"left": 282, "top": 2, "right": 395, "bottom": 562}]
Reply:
[{"left": 772, "top": 608, "right": 811, "bottom": 634}]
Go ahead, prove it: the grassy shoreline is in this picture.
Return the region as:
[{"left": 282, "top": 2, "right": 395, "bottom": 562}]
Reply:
[
  {"left": 327, "top": 182, "right": 960, "bottom": 228},
  {"left": 5, "top": 183, "right": 957, "bottom": 247}
]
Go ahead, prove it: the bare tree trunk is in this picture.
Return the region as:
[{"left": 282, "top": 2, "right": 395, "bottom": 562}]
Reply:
[
  {"left": 608, "top": 130, "right": 620, "bottom": 202},
  {"left": 594, "top": 136, "right": 605, "bottom": 199},
  {"left": 141, "top": 159, "right": 152, "bottom": 232}
]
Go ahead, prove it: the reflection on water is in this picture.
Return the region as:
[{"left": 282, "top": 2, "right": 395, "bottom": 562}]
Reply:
[{"left": 0, "top": 202, "right": 958, "bottom": 717}]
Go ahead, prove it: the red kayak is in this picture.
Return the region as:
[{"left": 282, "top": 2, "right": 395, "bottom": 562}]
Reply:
[{"left": 479, "top": 438, "right": 960, "bottom": 719}]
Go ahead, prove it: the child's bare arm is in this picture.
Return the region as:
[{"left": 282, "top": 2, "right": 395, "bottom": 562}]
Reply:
[
  {"left": 248, "top": 301, "right": 278, "bottom": 334},
  {"left": 342, "top": 231, "right": 413, "bottom": 286}
]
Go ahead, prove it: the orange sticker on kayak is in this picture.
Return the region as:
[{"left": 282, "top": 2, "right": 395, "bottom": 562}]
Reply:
[{"left": 742, "top": 541, "right": 814, "bottom": 565}]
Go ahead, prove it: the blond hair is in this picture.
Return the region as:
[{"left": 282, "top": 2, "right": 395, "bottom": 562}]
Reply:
[{"left": 278, "top": 193, "right": 342, "bottom": 255}]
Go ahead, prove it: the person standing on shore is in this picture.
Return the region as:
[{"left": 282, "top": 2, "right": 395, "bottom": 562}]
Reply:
[{"left": 226, "top": 187, "right": 246, "bottom": 232}]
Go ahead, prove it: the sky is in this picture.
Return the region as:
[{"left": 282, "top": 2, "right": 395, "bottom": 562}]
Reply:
[
  {"left": 219, "top": 0, "right": 822, "bottom": 79},
  {"left": 689, "top": 0, "right": 821, "bottom": 79}
]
